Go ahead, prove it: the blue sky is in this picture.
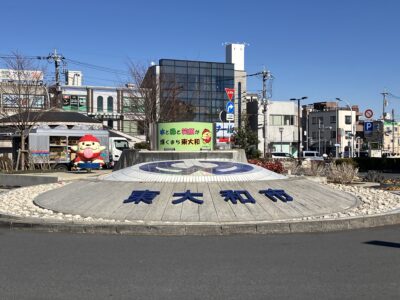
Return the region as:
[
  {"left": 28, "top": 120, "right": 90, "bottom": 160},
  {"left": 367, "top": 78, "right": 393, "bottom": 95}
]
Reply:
[{"left": 2, "top": 0, "right": 400, "bottom": 117}]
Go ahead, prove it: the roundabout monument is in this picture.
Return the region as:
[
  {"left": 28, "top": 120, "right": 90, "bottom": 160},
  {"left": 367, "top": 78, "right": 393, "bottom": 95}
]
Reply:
[
  {"left": 1, "top": 120, "right": 400, "bottom": 234},
  {"left": 34, "top": 158, "right": 358, "bottom": 224}
]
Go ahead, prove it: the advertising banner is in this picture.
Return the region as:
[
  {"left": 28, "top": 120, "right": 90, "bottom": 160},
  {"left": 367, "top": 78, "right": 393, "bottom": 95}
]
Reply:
[
  {"left": 157, "top": 122, "right": 214, "bottom": 151},
  {"left": 216, "top": 122, "right": 234, "bottom": 143}
]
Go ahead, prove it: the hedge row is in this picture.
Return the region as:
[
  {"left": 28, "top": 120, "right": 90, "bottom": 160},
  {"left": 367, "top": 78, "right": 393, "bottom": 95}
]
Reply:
[{"left": 335, "top": 158, "right": 400, "bottom": 172}]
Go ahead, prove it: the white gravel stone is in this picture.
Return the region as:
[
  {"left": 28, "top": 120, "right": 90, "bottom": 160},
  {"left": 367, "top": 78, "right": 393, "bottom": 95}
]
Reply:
[{"left": 0, "top": 182, "right": 128, "bottom": 224}]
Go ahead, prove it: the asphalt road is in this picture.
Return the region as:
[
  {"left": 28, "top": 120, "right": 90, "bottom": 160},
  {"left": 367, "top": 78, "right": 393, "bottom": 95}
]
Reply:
[{"left": 0, "top": 226, "right": 399, "bottom": 300}]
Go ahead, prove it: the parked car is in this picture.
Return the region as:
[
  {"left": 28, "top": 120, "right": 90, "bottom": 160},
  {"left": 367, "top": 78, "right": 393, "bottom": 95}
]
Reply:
[
  {"left": 271, "top": 152, "right": 294, "bottom": 159},
  {"left": 302, "top": 151, "right": 324, "bottom": 161},
  {"left": 356, "top": 151, "right": 369, "bottom": 158}
]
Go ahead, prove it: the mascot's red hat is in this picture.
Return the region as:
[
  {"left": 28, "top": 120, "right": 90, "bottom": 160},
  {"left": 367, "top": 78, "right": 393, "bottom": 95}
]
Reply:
[{"left": 79, "top": 134, "right": 100, "bottom": 143}]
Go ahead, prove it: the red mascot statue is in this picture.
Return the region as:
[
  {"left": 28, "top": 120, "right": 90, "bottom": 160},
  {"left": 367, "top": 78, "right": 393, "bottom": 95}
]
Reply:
[{"left": 71, "top": 134, "right": 106, "bottom": 167}]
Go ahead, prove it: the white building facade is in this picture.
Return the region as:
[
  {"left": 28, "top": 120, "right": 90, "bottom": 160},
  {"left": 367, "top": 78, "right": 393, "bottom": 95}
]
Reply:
[
  {"left": 225, "top": 43, "right": 247, "bottom": 128},
  {"left": 247, "top": 99, "right": 300, "bottom": 157},
  {"left": 304, "top": 103, "right": 357, "bottom": 156},
  {"left": 57, "top": 85, "right": 146, "bottom": 141}
]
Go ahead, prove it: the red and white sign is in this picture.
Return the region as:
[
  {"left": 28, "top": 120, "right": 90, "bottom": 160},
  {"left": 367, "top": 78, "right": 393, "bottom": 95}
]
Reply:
[
  {"left": 364, "top": 109, "right": 374, "bottom": 119},
  {"left": 225, "top": 88, "right": 235, "bottom": 100}
]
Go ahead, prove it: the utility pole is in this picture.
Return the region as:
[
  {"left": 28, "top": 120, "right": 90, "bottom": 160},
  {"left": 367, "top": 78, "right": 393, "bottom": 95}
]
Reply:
[
  {"left": 318, "top": 119, "right": 321, "bottom": 155},
  {"left": 261, "top": 69, "right": 272, "bottom": 157},
  {"left": 290, "top": 96, "right": 308, "bottom": 158},
  {"left": 245, "top": 69, "right": 273, "bottom": 157},
  {"left": 392, "top": 108, "right": 395, "bottom": 154},
  {"left": 39, "top": 49, "right": 65, "bottom": 108},
  {"left": 381, "top": 91, "right": 388, "bottom": 120}
]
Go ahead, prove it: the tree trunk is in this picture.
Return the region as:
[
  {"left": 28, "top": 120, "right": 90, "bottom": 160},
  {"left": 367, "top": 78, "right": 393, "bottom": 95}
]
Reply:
[{"left": 20, "top": 131, "right": 25, "bottom": 171}]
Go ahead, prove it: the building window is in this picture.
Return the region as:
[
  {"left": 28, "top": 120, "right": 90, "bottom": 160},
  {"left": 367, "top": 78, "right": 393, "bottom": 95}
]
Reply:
[
  {"left": 97, "top": 96, "right": 103, "bottom": 112},
  {"left": 107, "top": 96, "right": 113, "bottom": 112},
  {"left": 270, "top": 115, "right": 295, "bottom": 126},
  {"left": 62, "top": 95, "right": 86, "bottom": 112},
  {"left": 312, "top": 131, "right": 317, "bottom": 139},
  {"left": 270, "top": 115, "right": 282, "bottom": 126},
  {"left": 107, "top": 120, "right": 113, "bottom": 128},
  {"left": 283, "top": 115, "right": 294, "bottom": 126},
  {"left": 330, "top": 116, "right": 336, "bottom": 123},
  {"left": 158, "top": 59, "right": 234, "bottom": 123},
  {"left": 123, "top": 97, "right": 145, "bottom": 113},
  {"left": 331, "top": 131, "right": 336, "bottom": 139},
  {"left": 122, "top": 120, "right": 145, "bottom": 136},
  {"left": 3, "top": 94, "right": 44, "bottom": 108},
  {"left": 345, "top": 116, "right": 352, "bottom": 124},
  {"left": 312, "top": 117, "right": 317, "bottom": 125}
]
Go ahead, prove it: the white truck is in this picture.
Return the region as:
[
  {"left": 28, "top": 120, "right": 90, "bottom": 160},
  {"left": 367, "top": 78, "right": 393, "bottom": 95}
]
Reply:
[{"left": 28, "top": 126, "right": 129, "bottom": 170}]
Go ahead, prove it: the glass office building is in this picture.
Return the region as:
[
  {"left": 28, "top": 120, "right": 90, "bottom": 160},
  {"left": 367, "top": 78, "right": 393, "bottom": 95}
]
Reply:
[{"left": 157, "top": 59, "right": 234, "bottom": 122}]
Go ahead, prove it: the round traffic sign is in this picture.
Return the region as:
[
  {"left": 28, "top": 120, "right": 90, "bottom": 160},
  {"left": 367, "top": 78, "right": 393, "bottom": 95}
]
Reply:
[
  {"left": 364, "top": 109, "right": 373, "bottom": 119},
  {"left": 219, "top": 111, "right": 227, "bottom": 122}
]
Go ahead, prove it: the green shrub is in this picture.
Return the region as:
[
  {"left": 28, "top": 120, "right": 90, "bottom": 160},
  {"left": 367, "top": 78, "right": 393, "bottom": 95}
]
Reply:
[
  {"left": 327, "top": 162, "right": 359, "bottom": 184},
  {"left": 364, "top": 170, "right": 385, "bottom": 183},
  {"left": 352, "top": 158, "right": 400, "bottom": 172},
  {"left": 0, "top": 155, "right": 13, "bottom": 173},
  {"left": 134, "top": 141, "right": 150, "bottom": 150},
  {"left": 334, "top": 158, "right": 358, "bottom": 167},
  {"left": 231, "top": 126, "right": 260, "bottom": 159}
]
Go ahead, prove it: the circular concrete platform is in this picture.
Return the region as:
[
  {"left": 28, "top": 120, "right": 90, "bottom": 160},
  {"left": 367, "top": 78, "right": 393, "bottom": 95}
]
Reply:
[
  {"left": 34, "top": 178, "right": 358, "bottom": 223},
  {"left": 103, "top": 159, "right": 286, "bottom": 183}
]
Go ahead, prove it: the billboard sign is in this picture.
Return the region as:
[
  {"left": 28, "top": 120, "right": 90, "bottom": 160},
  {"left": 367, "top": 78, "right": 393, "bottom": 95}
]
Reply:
[
  {"left": 216, "top": 122, "right": 234, "bottom": 143},
  {"left": 157, "top": 122, "right": 214, "bottom": 151},
  {"left": 0, "top": 69, "right": 43, "bottom": 82}
]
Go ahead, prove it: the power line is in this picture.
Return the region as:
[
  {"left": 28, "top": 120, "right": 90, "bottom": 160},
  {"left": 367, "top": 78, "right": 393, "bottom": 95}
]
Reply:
[
  {"left": 388, "top": 92, "right": 400, "bottom": 99},
  {"left": 65, "top": 58, "right": 129, "bottom": 76}
]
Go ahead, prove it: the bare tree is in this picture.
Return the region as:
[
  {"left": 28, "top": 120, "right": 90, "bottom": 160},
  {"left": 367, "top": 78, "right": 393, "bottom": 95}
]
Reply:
[
  {"left": 0, "top": 52, "right": 50, "bottom": 170},
  {"left": 125, "top": 62, "right": 194, "bottom": 141}
]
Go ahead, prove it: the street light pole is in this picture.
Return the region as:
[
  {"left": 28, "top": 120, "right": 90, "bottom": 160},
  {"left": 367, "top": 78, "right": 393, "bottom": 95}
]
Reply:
[
  {"left": 318, "top": 119, "right": 321, "bottom": 155},
  {"left": 324, "top": 126, "right": 332, "bottom": 155},
  {"left": 279, "top": 127, "right": 284, "bottom": 152},
  {"left": 335, "top": 99, "right": 339, "bottom": 158},
  {"left": 290, "top": 96, "right": 308, "bottom": 158},
  {"left": 336, "top": 98, "right": 354, "bottom": 157}
]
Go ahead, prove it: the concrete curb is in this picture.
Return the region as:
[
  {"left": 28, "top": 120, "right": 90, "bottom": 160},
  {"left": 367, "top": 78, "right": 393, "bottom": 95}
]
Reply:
[
  {"left": 1, "top": 211, "right": 400, "bottom": 235},
  {"left": 0, "top": 174, "right": 58, "bottom": 187}
]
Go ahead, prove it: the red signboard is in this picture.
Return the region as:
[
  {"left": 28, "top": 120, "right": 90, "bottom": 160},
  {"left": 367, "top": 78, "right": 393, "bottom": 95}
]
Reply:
[{"left": 225, "top": 88, "right": 235, "bottom": 100}]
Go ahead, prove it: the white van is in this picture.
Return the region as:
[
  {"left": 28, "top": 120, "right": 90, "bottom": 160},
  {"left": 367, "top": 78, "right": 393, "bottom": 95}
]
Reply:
[
  {"left": 302, "top": 151, "right": 324, "bottom": 161},
  {"left": 271, "top": 152, "right": 294, "bottom": 159}
]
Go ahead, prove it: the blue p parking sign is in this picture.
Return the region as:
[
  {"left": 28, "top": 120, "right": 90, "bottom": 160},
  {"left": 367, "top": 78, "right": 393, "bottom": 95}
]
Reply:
[{"left": 364, "top": 121, "right": 373, "bottom": 133}]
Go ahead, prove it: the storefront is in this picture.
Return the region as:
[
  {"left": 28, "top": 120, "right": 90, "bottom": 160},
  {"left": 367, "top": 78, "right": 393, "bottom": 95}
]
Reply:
[{"left": 62, "top": 94, "right": 87, "bottom": 112}]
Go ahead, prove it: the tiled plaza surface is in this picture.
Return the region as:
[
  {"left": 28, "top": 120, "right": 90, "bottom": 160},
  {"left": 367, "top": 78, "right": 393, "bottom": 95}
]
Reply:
[{"left": 102, "top": 159, "right": 286, "bottom": 182}]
